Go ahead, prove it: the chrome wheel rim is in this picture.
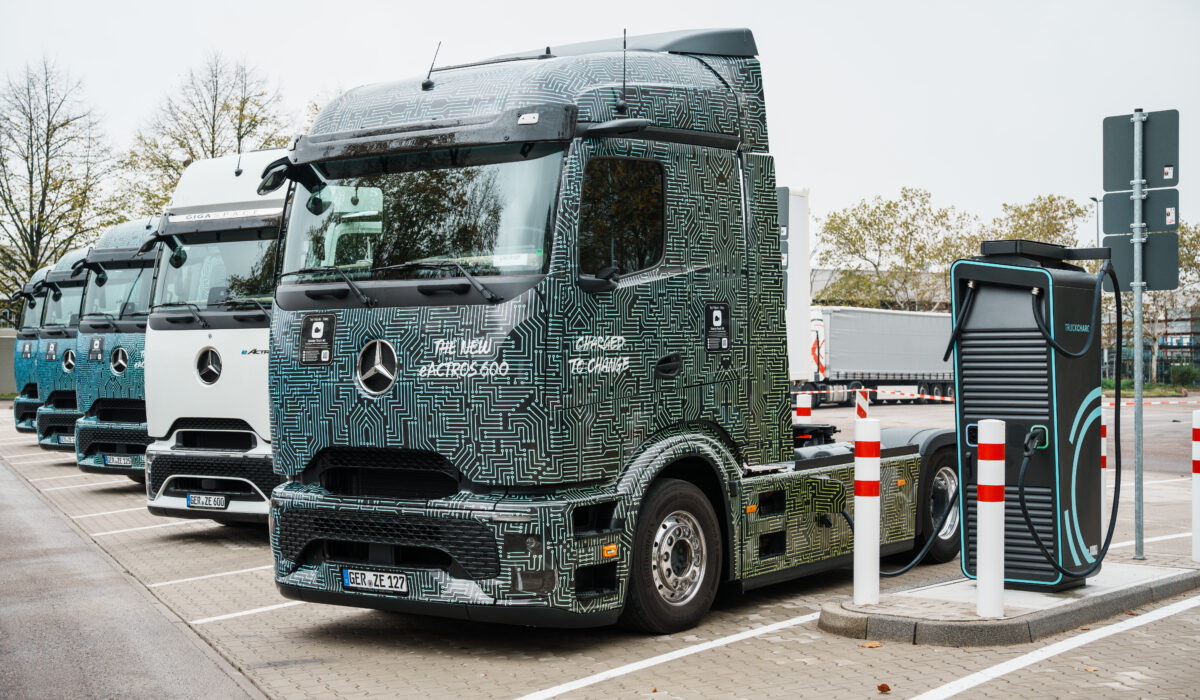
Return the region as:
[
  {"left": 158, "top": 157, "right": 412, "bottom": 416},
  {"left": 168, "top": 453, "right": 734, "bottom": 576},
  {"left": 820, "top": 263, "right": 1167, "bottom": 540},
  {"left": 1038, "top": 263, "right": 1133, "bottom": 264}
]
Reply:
[
  {"left": 651, "top": 509, "right": 707, "bottom": 606},
  {"left": 932, "top": 464, "right": 960, "bottom": 540}
]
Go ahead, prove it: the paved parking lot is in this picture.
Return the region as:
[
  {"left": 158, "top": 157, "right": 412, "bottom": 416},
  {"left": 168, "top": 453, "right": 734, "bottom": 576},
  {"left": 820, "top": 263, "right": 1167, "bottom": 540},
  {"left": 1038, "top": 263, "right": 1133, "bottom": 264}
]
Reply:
[{"left": 3, "top": 399, "right": 1199, "bottom": 698}]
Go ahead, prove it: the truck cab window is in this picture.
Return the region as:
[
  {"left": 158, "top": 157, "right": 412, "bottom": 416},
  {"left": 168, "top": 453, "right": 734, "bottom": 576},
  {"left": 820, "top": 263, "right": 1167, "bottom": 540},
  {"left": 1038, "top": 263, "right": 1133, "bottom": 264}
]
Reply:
[{"left": 578, "top": 158, "right": 664, "bottom": 277}]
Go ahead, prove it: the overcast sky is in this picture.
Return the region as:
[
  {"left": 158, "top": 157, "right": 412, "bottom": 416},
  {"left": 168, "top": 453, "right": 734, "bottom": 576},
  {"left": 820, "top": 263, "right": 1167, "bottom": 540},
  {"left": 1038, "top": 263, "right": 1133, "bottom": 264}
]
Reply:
[{"left": 2, "top": 0, "right": 1196, "bottom": 241}]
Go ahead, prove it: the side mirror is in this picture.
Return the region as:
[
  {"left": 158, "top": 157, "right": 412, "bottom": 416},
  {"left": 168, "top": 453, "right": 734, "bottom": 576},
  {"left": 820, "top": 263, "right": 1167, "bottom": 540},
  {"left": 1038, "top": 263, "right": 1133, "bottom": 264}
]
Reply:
[
  {"left": 168, "top": 247, "right": 187, "bottom": 269},
  {"left": 578, "top": 266, "right": 621, "bottom": 294},
  {"left": 51, "top": 289, "right": 61, "bottom": 302},
  {"left": 137, "top": 236, "right": 159, "bottom": 255},
  {"left": 94, "top": 271, "right": 108, "bottom": 287},
  {"left": 258, "top": 158, "right": 290, "bottom": 195}
]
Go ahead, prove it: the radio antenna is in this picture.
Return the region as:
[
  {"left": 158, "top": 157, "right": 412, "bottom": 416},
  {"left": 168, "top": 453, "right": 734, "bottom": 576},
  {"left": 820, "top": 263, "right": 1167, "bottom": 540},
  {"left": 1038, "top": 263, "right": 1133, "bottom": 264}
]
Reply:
[
  {"left": 421, "top": 41, "right": 442, "bottom": 91},
  {"left": 615, "top": 29, "right": 628, "bottom": 114}
]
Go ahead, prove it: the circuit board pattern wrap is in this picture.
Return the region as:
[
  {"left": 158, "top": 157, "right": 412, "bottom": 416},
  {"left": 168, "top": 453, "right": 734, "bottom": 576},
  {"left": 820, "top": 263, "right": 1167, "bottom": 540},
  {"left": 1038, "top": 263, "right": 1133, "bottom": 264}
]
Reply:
[{"left": 74, "top": 330, "right": 148, "bottom": 473}]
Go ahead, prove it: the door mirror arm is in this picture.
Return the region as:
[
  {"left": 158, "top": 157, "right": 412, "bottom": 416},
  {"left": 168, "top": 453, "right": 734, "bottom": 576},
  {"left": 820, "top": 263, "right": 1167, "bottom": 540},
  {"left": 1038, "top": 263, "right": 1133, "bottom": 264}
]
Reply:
[{"left": 578, "top": 266, "right": 621, "bottom": 294}]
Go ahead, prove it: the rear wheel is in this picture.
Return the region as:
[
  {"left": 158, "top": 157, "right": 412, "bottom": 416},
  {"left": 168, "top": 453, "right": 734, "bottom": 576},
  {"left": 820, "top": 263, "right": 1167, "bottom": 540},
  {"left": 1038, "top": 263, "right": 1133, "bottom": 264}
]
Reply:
[
  {"left": 620, "top": 479, "right": 722, "bottom": 634},
  {"left": 915, "top": 448, "right": 961, "bottom": 564},
  {"left": 943, "top": 383, "right": 955, "bottom": 401}
]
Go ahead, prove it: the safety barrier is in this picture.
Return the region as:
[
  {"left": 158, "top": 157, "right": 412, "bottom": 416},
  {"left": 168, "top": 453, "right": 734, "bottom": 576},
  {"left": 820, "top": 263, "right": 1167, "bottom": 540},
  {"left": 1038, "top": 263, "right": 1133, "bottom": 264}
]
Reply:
[
  {"left": 853, "top": 418, "right": 880, "bottom": 606},
  {"left": 976, "top": 419, "right": 1005, "bottom": 618}
]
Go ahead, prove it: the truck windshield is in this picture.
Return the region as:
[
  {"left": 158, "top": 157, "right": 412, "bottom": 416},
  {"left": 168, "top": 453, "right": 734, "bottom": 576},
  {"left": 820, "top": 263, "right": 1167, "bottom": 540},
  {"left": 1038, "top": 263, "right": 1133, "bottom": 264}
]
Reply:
[
  {"left": 153, "top": 237, "right": 277, "bottom": 310},
  {"left": 43, "top": 284, "right": 84, "bottom": 327},
  {"left": 18, "top": 297, "right": 42, "bottom": 331},
  {"left": 83, "top": 265, "right": 154, "bottom": 317},
  {"left": 281, "top": 142, "right": 564, "bottom": 282}
]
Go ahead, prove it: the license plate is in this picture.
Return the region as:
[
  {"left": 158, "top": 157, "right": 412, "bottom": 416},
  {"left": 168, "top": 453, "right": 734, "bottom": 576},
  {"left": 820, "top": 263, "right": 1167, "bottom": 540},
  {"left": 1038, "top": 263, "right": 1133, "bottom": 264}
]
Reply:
[
  {"left": 58, "top": 434, "right": 75, "bottom": 445},
  {"left": 105, "top": 455, "right": 133, "bottom": 466},
  {"left": 186, "top": 494, "right": 227, "bottom": 510},
  {"left": 342, "top": 568, "right": 408, "bottom": 595}
]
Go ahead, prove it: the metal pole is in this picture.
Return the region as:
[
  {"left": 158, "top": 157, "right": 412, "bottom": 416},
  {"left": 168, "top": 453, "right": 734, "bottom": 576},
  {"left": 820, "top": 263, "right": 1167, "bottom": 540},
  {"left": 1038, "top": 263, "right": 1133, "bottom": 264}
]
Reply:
[{"left": 1131, "top": 108, "right": 1147, "bottom": 559}]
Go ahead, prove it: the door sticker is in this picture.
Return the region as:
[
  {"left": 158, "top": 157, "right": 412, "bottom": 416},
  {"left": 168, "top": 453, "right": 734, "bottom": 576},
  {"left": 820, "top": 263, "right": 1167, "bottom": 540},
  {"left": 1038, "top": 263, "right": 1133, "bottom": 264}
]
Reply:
[
  {"left": 44, "top": 341, "right": 58, "bottom": 361},
  {"left": 705, "top": 302, "right": 730, "bottom": 353},
  {"left": 300, "top": 314, "right": 336, "bottom": 365},
  {"left": 88, "top": 336, "right": 104, "bottom": 362},
  {"left": 21, "top": 342, "right": 32, "bottom": 359}
]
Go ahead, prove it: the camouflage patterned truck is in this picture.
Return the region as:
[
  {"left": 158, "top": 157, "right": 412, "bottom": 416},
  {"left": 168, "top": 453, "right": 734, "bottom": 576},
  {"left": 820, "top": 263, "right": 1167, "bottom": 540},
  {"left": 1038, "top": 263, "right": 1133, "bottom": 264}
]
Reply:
[
  {"left": 11, "top": 266, "right": 51, "bottom": 432},
  {"left": 263, "top": 28, "right": 958, "bottom": 632},
  {"left": 35, "top": 248, "right": 90, "bottom": 450}
]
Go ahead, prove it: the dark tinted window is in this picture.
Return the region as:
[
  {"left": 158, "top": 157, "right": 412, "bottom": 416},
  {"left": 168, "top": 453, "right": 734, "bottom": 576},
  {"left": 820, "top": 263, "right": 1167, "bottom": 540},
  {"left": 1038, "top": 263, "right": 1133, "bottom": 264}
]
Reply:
[{"left": 578, "top": 158, "right": 664, "bottom": 277}]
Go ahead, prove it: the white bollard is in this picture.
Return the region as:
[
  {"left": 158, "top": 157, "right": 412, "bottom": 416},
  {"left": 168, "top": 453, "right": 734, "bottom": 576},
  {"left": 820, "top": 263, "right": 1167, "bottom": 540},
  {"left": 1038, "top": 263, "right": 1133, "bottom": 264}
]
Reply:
[
  {"left": 853, "top": 418, "right": 881, "bottom": 606},
  {"left": 1193, "top": 411, "right": 1199, "bottom": 563},
  {"left": 794, "top": 393, "right": 812, "bottom": 425},
  {"left": 856, "top": 389, "right": 870, "bottom": 420},
  {"left": 976, "top": 419, "right": 1006, "bottom": 618}
]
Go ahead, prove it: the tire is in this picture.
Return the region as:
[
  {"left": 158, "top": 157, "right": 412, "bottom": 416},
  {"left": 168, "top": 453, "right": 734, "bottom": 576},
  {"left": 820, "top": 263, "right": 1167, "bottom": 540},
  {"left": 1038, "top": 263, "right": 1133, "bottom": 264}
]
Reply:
[
  {"left": 915, "top": 447, "right": 961, "bottom": 564},
  {"left": 846, "top": 381, "right": 865, "bottom": 408},
  {"left": 943, "top": 383, "right": 955, "bottom": 401},
  {"left": 620, "top": 478, "right": 722, "bottom": 634}
]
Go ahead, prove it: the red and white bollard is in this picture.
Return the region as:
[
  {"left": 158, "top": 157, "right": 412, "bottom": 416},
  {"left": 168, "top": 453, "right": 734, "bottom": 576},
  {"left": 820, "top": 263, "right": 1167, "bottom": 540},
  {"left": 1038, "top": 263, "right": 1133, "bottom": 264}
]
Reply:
[
  {"left": 976, "top": 419, "right": 1006, "bottom": 618},
  {"left": 794, "top": 393, "right": 812, "bottom": 425},
  {"left": 856, "top": 389, "right": 870, "bottom": 420},
  {"left": 1192, "top": 411, "right": 1199, "bottom": 563},
  {"left": 853, "top": 418, "right": 881, "bottom": 606}
]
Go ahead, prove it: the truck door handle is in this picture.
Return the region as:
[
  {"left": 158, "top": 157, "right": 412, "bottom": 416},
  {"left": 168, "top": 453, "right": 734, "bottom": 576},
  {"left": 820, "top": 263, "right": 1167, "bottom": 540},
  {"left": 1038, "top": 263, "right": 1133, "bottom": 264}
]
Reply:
[{"left": 654, "top": 353, "right": 682, "bottom": 379}]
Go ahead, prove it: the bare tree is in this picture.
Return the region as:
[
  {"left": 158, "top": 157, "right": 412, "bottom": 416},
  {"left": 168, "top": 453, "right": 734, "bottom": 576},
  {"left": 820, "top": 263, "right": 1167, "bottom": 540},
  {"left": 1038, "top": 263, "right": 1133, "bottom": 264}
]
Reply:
[
  {"left": 118, "top": 53, "right": 289, "bottom": 215},
  {"left": 0, "top": 59, "right": 114, "bottom": 296}
]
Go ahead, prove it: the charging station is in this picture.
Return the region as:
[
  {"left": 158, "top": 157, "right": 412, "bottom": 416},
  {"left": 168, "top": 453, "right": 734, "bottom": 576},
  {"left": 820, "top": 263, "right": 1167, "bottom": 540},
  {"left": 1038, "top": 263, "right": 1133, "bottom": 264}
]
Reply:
[{"left": 949, "top": 240, "right": 1116, "bottom": 591}]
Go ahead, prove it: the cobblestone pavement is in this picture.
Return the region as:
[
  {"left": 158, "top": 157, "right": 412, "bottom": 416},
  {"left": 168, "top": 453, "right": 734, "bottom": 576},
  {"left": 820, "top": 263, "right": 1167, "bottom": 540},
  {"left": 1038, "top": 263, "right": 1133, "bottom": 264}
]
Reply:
[{"left": 3, "top": 399, "right": 1198, "bottom": 699}]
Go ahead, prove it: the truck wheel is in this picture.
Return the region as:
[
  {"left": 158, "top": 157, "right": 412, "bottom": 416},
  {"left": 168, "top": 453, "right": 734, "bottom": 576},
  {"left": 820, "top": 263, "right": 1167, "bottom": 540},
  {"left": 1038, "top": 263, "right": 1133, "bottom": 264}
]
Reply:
[
  {"left": 943, "top": 383, "right": 955, "bottom": 401},
  {"left": 915, "top": 448, "right": 961, "bottom": 564},
  {"left": 620, "top": 478, "right": 722, "bottom": 634},
  {"left": 917, "top": 383, "right": 930, "bottom": 405}
]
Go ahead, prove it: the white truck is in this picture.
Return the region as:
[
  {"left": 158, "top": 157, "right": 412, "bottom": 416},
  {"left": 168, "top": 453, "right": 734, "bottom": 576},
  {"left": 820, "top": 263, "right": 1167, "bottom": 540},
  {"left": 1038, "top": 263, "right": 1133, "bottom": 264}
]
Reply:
[{"left": 143, "top": 149, "right": 287, "bottom": 523}]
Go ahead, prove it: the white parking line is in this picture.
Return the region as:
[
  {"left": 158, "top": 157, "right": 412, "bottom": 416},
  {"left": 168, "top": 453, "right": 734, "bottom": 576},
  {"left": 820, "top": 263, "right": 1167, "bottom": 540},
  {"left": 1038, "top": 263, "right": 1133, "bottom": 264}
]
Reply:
[
  {"left": 71, "top": 506, "right": 147, "bottom": 519},
  {"left": 1109, "top": 531, "right": 1191, "bottom": 549},
  {"left": 190, "top": 601, "right": 304, "bottom": 625},
  {"left": 42, "top": 479, "right": 128, "bottom": 492},
  {"left": 6, "top": 451, "right": 53, "bottom": 459},
  {"left": 516, "top": 611, "right": 821, "bottom": 700},
  {"left": 1108, "top": 477, "right": 1189, "bottom": 488},
  {"left": 91, "top": 520, "right": 208, "bottom": 537},
  {"left": 0, "top": 436, "right": 36, "bottom": 443},
  {"left": 10, "top": 456, "right": 75, "bottom": 465},
  {"left": 149, "top": 564, "right": 273, "bottom": 588},
  {"left": 911, "top": 592, "right": 1200, "bottom": 699},
  {"left": 30, "top": 473, "right": 91, "bottom": 482}
]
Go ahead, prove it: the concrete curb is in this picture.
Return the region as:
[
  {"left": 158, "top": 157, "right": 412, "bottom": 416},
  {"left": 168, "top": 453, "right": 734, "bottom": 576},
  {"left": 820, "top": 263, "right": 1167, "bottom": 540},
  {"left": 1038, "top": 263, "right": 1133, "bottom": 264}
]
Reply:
[{"left": 818, "top": 569, "right": 1200, "bottom": 646}]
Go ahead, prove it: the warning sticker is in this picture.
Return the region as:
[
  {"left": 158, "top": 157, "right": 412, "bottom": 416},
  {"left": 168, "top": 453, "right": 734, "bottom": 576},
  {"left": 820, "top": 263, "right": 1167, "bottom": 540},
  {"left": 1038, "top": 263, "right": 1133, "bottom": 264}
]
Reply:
[
  {"left": 1166, "top": 207, "right": 1177, "bottom": 226},
  {"left": 705, "top": 302, "right": 730, "bottom": 353},
  {"left": 88, "top": 336, "right": 104, "bottom": 362},
  {"left": 300, "top": 314, "right": 336, "bottom": 365},
  {"left": 1164, "top": 165, "right": 1175, "bottom": 180}
]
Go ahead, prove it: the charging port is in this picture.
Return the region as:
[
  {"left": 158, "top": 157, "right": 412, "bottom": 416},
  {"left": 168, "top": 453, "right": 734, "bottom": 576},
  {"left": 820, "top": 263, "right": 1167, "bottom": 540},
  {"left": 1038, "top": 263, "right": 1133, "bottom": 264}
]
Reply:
[{"left": 1029, "top": 425, "right": 1049, "bottom": 450}]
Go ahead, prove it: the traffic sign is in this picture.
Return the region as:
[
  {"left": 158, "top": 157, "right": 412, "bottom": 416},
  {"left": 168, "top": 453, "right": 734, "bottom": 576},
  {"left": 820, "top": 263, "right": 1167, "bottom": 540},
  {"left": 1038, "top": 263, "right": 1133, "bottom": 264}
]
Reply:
[
  {"left": 1103, "top": 188, "right": 1179, "bottom": 234},
  {"left": 1102, "top": 232, "right": 1179, "bottom": 292},
  {"left": 1103, "top": 109, "right": 1179, "bottom": 192}
]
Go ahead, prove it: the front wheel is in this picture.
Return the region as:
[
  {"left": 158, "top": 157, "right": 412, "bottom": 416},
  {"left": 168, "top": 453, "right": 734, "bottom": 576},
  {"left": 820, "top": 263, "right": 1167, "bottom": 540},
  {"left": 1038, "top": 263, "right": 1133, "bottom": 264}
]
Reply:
[
  {"left": 620, "top": 478, "right": 722, "bottom": 634},
  {"left": 915, "top": 448, "right": 961, "bottom": 564}
]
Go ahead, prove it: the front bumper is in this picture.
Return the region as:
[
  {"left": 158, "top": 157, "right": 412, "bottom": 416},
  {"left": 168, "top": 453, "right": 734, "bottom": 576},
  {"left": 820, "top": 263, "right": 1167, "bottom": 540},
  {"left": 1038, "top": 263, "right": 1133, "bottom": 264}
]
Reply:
[
  {"left": 13, "top": 395, "right": 41, "bottom": 432},
  {"left": 75, "top": 417, "right": 150, "bottom": 476},
  {"left": 146, "top": 440, "right": 278, "bottom": 523},
  {"left": 270, "top": 483, "right": 630, "bottom": 627},
  {"left": 36, "top": 407, "right": 83, "bottom": 450}
]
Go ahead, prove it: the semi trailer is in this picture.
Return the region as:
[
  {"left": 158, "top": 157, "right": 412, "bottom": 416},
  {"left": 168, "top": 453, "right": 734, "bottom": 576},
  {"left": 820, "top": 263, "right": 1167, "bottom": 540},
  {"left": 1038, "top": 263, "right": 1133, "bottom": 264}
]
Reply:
[
  {"left": 11, "top": 266, "right": 50, "bottom": 432},
  {"left": 262, "top": 28, "right": 957, "bottom": 632},
  {"left": 73, "top": 219, "right": 157, "bottom": 481},
  {"left": 798, "top": 307, "right": 954, "bottom": 407},
  {"left": 35, "top": 248, "right": 90, "bottom": 450},
  {"left": 143, "top": 150, "right": 287, "bottom": 523}
]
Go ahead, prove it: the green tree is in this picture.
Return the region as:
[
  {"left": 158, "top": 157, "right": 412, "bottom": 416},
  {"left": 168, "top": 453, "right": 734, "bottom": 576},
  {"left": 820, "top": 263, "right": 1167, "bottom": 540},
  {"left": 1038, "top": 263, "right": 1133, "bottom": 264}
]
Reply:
[
  {"left": 0, "top": 59, "right": 115, "bottom": 297},
  {"left": 118, "top": 53, "right": 289, "bottom": 215},
  {"left": 815, "top": 187, "right": 977, "bottom": 310}
]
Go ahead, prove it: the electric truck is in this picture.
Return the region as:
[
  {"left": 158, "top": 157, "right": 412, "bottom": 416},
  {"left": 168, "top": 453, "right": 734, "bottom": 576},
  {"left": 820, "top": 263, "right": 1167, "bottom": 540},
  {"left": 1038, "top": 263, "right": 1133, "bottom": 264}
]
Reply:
[
  {"left": 35, "top": 248, "right": 90, "bottom": 450},
  {"left": 263, "top": 28, "right": 957, "bottom": 632},
  {"left": 143, "top": 149, "right": 287, "bottom": 523},
  {"left": 11, "top": 266, "right": 51, "bottom": 432},
  {"left": 73, "top": 219, "right": 158, "bottom": 481}
]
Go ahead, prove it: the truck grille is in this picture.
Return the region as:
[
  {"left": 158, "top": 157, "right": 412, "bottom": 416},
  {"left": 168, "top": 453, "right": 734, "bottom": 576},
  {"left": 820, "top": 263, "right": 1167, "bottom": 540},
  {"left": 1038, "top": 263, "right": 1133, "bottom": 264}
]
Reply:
[
  {"left": 148, "top": 452, "right": 280, "bottom": 500},
  {"left": 958, "top": 329, "right": 1050, "bottom": 422},
  {"left": 275, "top": 506, "right": 500, "bottom": 580},
  {"left": 91, "top": 399, "right": 148, "bottom": 423},
  {"left": 77, "top": 424, "right": 152, "bottom": 456},
  {"left": 307, "top": 448, "right": 460, "bottom": 500},
  {"left": 169, "top": 417, "right": 256, "bottom": 434},
  {"left": 965, "top": 484, "right": 1058, "bottom": 582},
  {"left": 37, "top": 410, "right": 78, "bottom": 435}
]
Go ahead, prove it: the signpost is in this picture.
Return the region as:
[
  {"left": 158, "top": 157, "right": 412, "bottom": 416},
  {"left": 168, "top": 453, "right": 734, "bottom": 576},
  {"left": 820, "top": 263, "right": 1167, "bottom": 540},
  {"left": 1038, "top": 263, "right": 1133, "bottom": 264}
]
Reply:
[{"left": 1102, "top": 108, "right": 1180, "bottom": 559}]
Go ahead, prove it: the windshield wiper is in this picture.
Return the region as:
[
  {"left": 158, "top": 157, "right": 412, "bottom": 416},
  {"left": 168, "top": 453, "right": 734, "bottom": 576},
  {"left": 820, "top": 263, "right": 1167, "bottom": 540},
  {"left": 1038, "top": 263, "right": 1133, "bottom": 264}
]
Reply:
[
  {"left": 222, "top": 296, "right": 271, "bottom": 316},
  {"left": 152, "top": 301, "right": 209, "bottom": 328},
  {"left": 373, "top": 261, "right": 503, "bottom": 303},
  {"left": 281, "top": 266, "right": 375, "bottom": 307},
  {"left": 81, "top": 311, "right": 118, "bottom": 329}
]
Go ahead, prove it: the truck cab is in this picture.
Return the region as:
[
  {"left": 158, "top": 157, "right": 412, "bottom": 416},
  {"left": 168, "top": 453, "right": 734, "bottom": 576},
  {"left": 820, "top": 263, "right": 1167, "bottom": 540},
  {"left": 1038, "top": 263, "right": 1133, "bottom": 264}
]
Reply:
[
  {"left": 73, "top": 219, "right": 158, "bottom": 480},
  {"left": 35, "top": 248, "right": 90, "bottom": 450},
  {"left": 11, "top": 266, "right": 51, "bottom": 432},
  {"left": 266, "top": 28, "right": 956, "bottom": 632},
  {"left": 143, "top": 150, "right": 287, "bottom": 523}
]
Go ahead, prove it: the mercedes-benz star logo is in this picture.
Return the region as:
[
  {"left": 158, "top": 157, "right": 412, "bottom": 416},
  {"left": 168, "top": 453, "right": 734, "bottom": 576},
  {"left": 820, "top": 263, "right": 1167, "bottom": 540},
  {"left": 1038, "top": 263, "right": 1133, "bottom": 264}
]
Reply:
[
  {"left": 197, "top": 347, "right": 222, "bottom": 384},
  {"left": 61, "top": 349, "right": 75, "bottom": 372},
  {"left": 110, "top": 347, "right": 128, "bottom": 375},
  {"left": 357, "top": 339, "right": 397, "bottom": 395}
]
